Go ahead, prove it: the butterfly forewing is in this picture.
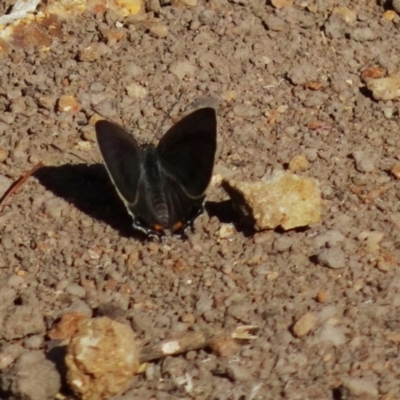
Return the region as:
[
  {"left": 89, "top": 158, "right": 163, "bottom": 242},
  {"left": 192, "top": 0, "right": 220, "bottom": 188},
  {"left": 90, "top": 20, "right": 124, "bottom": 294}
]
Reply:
[
  {"left": 157, "top": 108, "right": 217, "bottom": 198},
  {"left": 95, "top": 120, "right": 142, "bottom": 205}
]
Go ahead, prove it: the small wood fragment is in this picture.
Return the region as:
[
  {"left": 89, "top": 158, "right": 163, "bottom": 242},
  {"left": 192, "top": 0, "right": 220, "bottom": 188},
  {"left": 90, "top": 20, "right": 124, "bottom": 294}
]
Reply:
[
  {"left": 0, "top": 161, "right": 44, "bottom": 213},
  {"left": 138, "top": 325, "right": 258, "bottom": 363}
]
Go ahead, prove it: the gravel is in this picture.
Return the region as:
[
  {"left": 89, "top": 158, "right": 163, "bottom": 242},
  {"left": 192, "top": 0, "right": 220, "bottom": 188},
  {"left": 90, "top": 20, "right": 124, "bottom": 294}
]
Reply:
[{"left": 0, "top": 1, "right": 400, "bottom": 399}]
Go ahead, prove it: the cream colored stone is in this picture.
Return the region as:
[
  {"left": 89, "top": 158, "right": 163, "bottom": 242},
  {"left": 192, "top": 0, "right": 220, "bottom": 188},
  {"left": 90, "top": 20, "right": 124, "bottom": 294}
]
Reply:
[
  {"left": 223, "top": 170, "right": 321, "bottom": 231},
  {"left": 126, "top": 83, "right": 148, "bottom": 99},
  {"left": 292, "top": 312, "right": 318, "bottom": 337},
  {"left": 332, "top": 7, "right": 357, "bottom": 23},
  {"left": 66, "top": 317, "right": 140, "bottom": 400},
  {"left": 366, "top": 73, "right": 400, "bottom": 101},
  {"left": 271, "top": 0, "right": 293, "bottom": 9}
]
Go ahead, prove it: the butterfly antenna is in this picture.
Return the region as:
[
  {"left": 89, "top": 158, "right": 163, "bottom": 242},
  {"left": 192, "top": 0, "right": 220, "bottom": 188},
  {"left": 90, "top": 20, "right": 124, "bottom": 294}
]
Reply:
[{"left": 151, "top": 91, "right": 184, "bottom": 143}]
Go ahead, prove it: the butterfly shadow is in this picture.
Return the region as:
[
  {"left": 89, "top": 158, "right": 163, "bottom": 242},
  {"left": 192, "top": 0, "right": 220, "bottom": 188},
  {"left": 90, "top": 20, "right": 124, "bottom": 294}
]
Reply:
[
  {"left": 205, "top": 200, "right": 256, "bottom": 237},
  {"left": 35, "top": 163, "right": 144, "bottom": 239}
]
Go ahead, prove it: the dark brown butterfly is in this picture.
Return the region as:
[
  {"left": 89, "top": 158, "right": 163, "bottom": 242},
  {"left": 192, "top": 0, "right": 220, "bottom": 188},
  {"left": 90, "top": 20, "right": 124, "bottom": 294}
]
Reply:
[{"left": 95, "top": 108, "right": 217, "bottom": 238}]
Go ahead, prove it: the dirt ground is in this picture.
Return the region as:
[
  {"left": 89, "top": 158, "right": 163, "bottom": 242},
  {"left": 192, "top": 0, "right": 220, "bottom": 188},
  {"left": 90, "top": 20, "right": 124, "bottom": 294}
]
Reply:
[{"left": 1, "top": 0, "right": 400, "bottom": 399}]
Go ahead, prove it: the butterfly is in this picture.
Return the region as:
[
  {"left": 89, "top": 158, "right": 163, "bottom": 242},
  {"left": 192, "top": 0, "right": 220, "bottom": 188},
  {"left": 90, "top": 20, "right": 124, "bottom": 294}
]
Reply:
[{"left": 95, "top": 108, "right": 217, "bottom": 238}]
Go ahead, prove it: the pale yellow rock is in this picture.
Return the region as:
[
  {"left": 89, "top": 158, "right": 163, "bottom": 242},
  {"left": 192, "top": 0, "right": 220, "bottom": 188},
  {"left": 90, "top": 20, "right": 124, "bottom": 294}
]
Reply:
[
  {"left": 366, "top": 73, "right": 400, "bottom": 101},
  {"left": 223, "top": 170, "right": 321, "bottom": 231},
  {"left": 391, "top": 163, "right": 400, "bottom": 179},
  {"left": 45, "top": 0, "right": 143, "bottom": 16},
  {"left": 58, "top": 95, "right": 81, "bottom": 112},
  {"left": 357, "top": 230, "right": 383, "bottom": 252},
  {"left": 46, "top": 0, "right": 87, "bottom": 15},
  {"left": 222, "top": 90, "right": 237, "bottom": 102},
  {"left": 289, "top": 155, "right": 309, "bottom": 172},
  {"left": 147, "top": 21, "right": 168, "bottom": 38},
  {"left": 271, "top": 0, "right": 293, "bottom": 9},
  {"left": 113, "top": 0, "right": 143, "bottom": 15},
  {"left": 0, "top": 147, "right": 9, "bottom": 163},
  {"left": 332, "top": 7, "right": 357, "bottom": 23},
  {"left": 219, "top": 224, "right": 234, "bottom": 239},
  {"left": 383, "top": 10, "right": 397, "bottom": 21},
  {"left": 126, "top": 82, "right": 148, "bottom": 99},
  {"left": 292, "top": 312, "right": 319, "bottom": 337},
  {"left": 75, "top": 141, "right": 92, "bottom": 151},
  {"left": 172, "top": 0, "right": 197, "bottom": 6},
  {"left": 267, "top": 271, "right": 279, "bottom": 281},
  {"left": 66, "top": 317, "right": 140, "bottom": 400}
]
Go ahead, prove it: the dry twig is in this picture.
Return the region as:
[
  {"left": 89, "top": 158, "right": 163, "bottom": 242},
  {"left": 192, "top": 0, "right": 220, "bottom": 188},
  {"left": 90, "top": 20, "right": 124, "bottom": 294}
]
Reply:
[
  {"left": 138, "top": 325, "right": 259, "bottom": 362},
  {"left": 0, "top": 161, "right": 44, "bottom": 213}
]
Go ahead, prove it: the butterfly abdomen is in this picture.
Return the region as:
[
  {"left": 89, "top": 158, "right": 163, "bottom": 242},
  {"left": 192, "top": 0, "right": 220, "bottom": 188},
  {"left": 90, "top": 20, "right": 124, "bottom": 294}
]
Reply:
[{"left": 141, "top": 146, "right": 170, "bottom": 228}]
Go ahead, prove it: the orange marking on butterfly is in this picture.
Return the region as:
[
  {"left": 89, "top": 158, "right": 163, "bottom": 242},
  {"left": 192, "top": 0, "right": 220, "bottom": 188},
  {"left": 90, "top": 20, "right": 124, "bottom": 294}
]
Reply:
[
  {"left": 154, "top": 224, "right": 164, "bottom": 232},
  {"left": 173, "top": 221, "right": 183, "bottom": 231}
]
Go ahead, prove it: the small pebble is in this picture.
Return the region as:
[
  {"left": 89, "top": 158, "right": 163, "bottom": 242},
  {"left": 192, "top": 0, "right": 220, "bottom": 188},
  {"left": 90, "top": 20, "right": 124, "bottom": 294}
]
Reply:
[
  {"left": 219, "top": 224, "right": 234, "bottom": 238},
  {"left": 271, "top": 0, "right": 292, "bottom": 9},
  {"left": 264, "top": 15, "right": 286, "bottom": 31},
  {"left": 2, "top": 351, "right": 61, "bottom": 400},
  {"left": 57, "top": 95, "right": 81, "bottom": 113},
  {"left": 352, "top": 150, "right": 375, "bottom": 172},
  {"left": 344, "top": 378, "right": 378, "bottom": 397},
  {"left": 65, "top": 284, "right": 86, "bottom": 298},
  {"left": 366, "top": 73, "right": 400, "bottom": 101},
  {"left": 393, "top": 0, "right": 400, "bottom": 14},
  {"left": 391, "top": 164, "right": 400, "bottom": 179},
  {"left": 357, "top": 231, "right": 383, "bottom": 252},
  {"left": 316, "top": 247, "right": 346, "bottom": 269},
  {"left": 0, "top": 147, "right": 9, "bottom": 163},
  {"left": 196, "top": 293, "right": 213, "bottom": 314},
  {"left": 273, "top": 236, "right": 292, "bottom": 252},
  {"left": 148, "top": 21, "right": 168, "bottom": 38},
  {"left": 292, "top": 312, "right": 318, "bottom": 337},
  {"left": 169, "top": 61, "right": 196, "bottom": 80},
  {"left": 0, "top": 344, "right": 24, "bottom": 369},
  {"left": 226, "top": 364, "right": 252, "bottom": 381},
  {"left": 288, "top": 155, "right": 309, "bottom": 172},
  {"left": 313, "top": 230, "right": 345, "bottom": 248},
  {"left": 383, "top": 107, "right": 394, "bottom": 119},
  {"left": 316, "top": 291, "right": 329, "bottom": 304},
  {"left": 233, "top": 104, "right": 259, "bottom": 118},
  {"left": 332, "top": 6, "right": 357, "bottom": 23},
  {"left": 350, "top": 27, "right": 377, "bottom": 42},
  {"left": 318, "top": 323, "right": 346, "bottom": 346},
  {"left": 24, "top": 334, "right": 44, "bottom": 350},
  {"left": 75, "top": 140, "right": 92, "bottom": 151},
  {"left": 42, "top": 198, "right": 69, "bottom": 219},
  {"left": 376, "top": 260, "right": 390, "bottom": 272},
  {"left": 78, "top": 42, "right": 111, "bottom": 62}
]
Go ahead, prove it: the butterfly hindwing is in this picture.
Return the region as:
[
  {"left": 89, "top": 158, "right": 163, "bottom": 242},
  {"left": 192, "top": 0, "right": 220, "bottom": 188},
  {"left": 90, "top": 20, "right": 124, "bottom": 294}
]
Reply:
[
  {"left": 157, "top": 108, "right": 217, "bottom": 198},
  {"left": 95, "top": 120, "right": 141, "bottom": 206},
  {"left": 163, "top": 174, "right": 205, "bottom": 233}
]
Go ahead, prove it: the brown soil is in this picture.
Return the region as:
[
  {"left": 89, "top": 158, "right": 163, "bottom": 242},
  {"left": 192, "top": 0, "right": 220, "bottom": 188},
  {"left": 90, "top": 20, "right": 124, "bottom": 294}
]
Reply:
[{"left": 1, "top": 1, "right": 400, "bottom": 399}]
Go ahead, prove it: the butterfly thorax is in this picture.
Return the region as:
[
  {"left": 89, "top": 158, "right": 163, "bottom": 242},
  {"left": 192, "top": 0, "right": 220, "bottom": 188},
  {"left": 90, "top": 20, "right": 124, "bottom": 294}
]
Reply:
[{"left": 139, "top": 144, "right": 169, "bottom": 229}]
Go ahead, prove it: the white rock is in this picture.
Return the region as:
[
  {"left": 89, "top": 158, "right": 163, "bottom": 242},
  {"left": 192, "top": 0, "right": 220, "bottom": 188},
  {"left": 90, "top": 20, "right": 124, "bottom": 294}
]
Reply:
[
  {"left": 344, "top": 378, "right": 378, "bottom": 397},
  {"left": 366, "top": 73, "right": 400, "bottom": 101},
  {"left": 126, "top": 83, "right": 148, "bottom": 99},
  {"left": 0, "top": 0, "right": 40, "bottom": 25},
  {"left": 318, "top": 322, "right": 346, "bottom": 346},
  {"left": 169, "top": 61, "right": 196, "bottom": 80}
]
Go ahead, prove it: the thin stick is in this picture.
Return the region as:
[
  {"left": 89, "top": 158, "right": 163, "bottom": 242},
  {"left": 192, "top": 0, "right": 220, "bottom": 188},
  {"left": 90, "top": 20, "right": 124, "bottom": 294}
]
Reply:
[
  {"left": 0, "top": 161, "right": 44, "bottom": 213},
  {"left": 138, "top": 325, "right": 258, "bottom": 363}
]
